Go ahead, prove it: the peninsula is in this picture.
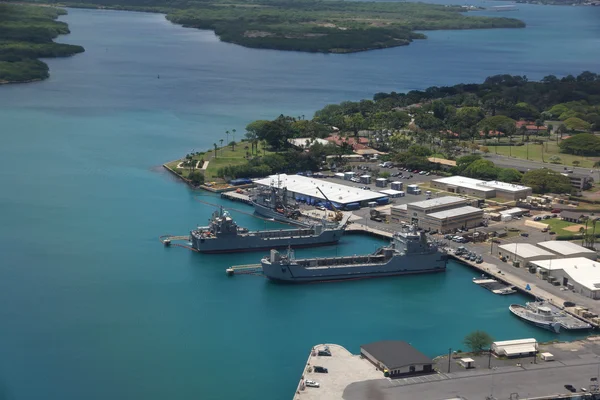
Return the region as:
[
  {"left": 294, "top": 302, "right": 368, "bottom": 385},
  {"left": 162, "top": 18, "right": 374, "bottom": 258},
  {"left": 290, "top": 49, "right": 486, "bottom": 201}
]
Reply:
[
  {"left": 37, "top": 0, "right": 524, "bottom": 53},
  {"left": 0, "top": 4, "right": 84, "bottom": 84}
]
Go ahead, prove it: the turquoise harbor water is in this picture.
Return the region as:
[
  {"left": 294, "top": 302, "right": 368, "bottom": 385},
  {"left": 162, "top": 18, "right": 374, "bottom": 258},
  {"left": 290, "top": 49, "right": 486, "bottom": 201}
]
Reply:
[{"left": 1, "top": 4, "right": 600, "bottom": 400}]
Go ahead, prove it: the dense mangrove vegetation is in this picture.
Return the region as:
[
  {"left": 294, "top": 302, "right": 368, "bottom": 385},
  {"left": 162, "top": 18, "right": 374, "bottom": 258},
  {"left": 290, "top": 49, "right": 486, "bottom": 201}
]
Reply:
[
  {"left": 27, "top": 0, "right": 525, "bottom": 53},
  {"left": 0, "top": 4, "right": 84, "bottom": 83}
]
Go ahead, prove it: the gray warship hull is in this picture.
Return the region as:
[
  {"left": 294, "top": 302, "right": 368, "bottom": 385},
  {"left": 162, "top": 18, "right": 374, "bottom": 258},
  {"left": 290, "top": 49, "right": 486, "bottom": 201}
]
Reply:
[
  {"left": 191, "top": 227, "right": 343, "bottom": 253},
  {"left": 252, "top": 202, "right": 308, "bottom": 226},
  {"left": 261, "top": 252, "right": 447, "bottom": 282}
]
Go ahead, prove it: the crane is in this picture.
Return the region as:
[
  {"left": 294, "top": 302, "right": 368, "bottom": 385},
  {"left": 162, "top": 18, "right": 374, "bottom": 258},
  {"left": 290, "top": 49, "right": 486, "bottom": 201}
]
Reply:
[{"left": 316, "top": 187, "right": 343, "bottom": 222}]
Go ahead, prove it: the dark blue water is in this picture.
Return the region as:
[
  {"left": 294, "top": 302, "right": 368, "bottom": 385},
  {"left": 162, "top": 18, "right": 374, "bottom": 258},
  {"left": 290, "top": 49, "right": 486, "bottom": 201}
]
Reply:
[{"left": 0, "top": 5, "right": 599, "bottom": 399}]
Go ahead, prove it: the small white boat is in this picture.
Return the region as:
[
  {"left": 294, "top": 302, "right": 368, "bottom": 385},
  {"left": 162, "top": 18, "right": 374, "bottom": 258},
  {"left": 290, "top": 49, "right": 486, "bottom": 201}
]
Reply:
[{"left": 509, "top": 304, "right": 561, "bottom": 333}]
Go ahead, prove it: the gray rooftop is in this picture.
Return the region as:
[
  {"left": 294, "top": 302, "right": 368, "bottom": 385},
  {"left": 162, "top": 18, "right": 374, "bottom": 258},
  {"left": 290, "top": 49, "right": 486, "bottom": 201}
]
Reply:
[
  {"left": 427, "top": 206, "right": 483, "bottom": 220},
  {"left": 409, "top": 196, "right": 466, "bottom": 210},
  {"left": 361, "top": 341, "right": 432, "bottom": 369}
]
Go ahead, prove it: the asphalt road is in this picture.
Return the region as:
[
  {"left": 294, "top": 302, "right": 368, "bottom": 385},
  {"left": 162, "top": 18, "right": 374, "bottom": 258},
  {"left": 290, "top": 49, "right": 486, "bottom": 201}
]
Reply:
[{"left": 485, "top": 153, "right": 598, "bottom": 180}]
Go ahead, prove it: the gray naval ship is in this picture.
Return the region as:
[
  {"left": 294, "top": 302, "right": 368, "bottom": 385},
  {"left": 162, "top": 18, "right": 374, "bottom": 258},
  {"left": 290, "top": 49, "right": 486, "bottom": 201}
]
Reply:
[
  {"left": 261, "top": 225, "right": 447, "bottom": 282},
  {"left": 190, "top": 207, "right": 348, "bottom": 253},
  {"left": 252, "top": 185, "right": 306, "bottom": 226}
]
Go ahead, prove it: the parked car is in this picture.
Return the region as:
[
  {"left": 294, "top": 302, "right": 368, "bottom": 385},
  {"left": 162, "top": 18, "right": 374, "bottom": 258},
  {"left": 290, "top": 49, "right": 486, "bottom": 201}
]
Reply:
[
  {"left": 520, "top": 233, "right": 529, "bottom": 237},
  {"left": 318, "top": 347, "right": 332, "bottom": 356},
  {"left": 543, "top": 215, "right": 552, "bottom": 220},
  {"left": 564, "top": 384, "right": 576, "bottom": 393},
  {"left": 534, "top": 216, "right": 542, "bottom": 221},
  {"left": 314, "top": 366, "right": 328, "bottom": 373},
  {"left": 305, "top": 380, "right": 320, "bottom": 388},
  {"left": 549, "top": 231, "right": 556, "bottom": 235},
  {"left": 551, "top": 208, "right": 561, "bottom": 214},
  {"left": 541, "top": 227, "right": 548, "bottom": 232}
]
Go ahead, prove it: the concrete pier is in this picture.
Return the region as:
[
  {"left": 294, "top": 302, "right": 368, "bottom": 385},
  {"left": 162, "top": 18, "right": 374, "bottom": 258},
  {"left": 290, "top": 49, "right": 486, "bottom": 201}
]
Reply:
[{"left": 220, "top": 191, "right": 252, "bottom": 204}]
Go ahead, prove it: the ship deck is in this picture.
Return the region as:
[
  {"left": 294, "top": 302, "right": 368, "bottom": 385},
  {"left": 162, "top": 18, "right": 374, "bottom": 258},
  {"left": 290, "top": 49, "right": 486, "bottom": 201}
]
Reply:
[{"left": 535, "top": 302, "right": 592, "bottom": 330}]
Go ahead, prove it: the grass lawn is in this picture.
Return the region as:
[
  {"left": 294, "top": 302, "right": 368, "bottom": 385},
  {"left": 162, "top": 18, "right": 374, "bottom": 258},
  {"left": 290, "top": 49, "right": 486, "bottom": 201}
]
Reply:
[
  {"left": 544, "top": 218, "right": 583, "bottom": 236},
  {"left": 165, "top": 140, "right": 272, "bottom": 181},
  {"left": 486, "top": 140, "right": 597, "bottom": 168}
]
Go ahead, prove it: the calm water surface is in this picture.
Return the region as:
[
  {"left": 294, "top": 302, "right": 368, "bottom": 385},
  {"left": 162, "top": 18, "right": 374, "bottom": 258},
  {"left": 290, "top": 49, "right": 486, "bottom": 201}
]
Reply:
[{"left": 0, "top": 4, "right": 599, "bottom": 399}]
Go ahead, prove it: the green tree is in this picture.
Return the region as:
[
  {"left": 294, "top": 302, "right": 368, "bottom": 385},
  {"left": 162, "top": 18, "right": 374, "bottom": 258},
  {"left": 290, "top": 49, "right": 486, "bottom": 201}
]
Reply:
[
  {"left": 564, "top": 117, "right": 591, "bottom": 132},
  {"left": 345, "top": 113, "right": 367, "bottom": 137},
  {"left": 463, "top": 159, "right": 499, "bottom": 180},
  {"left": 213, "top": 143, "right": 218, "bottom": 159},
  {"left": 464, "top": 330, "right": 494, "bottom": 354},
  {"left": 559, "top": 133, "right": 600, "bottom": 156},
  {"left": 498, "top": 168, "right": 522, "bottom": 183},
  {"left": 549, "top": 155, "right": 561, "bottom": 164},
  {"left": 188, "top": 171, "right": 205, "bottom": 186},
  {"left": 521, "top": 169, "right": 573, "bottom": 194}
]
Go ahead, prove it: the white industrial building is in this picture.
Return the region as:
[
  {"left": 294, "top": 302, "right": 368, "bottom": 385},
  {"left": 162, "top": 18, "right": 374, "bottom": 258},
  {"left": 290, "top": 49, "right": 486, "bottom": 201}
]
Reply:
[
  {"left": 536, "top": 241, "right": 597, "bottom": 260},
  {"left": 389, "top": 196, "right": 483, "bottom": 232},
  {"left": 497, "top": 243, "right": 556, "bottom": 266},
  {"left": 287, "top": 137, "right": 329, "bottom": 149},
  {"left": 253, "top": 174, "right": 387, "bottom": 208},
  {"left": 529, "top": 258, "right": 600, "bottom": 299},
  {"left": 492, "top": 339, "right": 537, "bottom": 358},
  {"left": 379, "top": 189, "right": 404, "bottom": 198},
  {"left": 431, "top": 176, "right": 532, "bottom": 200}
]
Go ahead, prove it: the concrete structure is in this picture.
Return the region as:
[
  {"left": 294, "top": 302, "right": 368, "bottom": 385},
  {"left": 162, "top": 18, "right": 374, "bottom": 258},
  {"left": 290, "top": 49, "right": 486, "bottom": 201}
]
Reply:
[
  {"left": 540, "top": 352, "right": 554, "bottom": 361},
  {"left": 389, "top": 196, "right": 483, "bottom": 232},
  {"left": 390, "top": 181, "right": 403, "bottom": 191},
  {"left": 427, "top": 157, "right": 456, "bottom": 168},
  {"left": 406, "top": 184, "right": 420, "bottom": 195},
  {"left": 500, "top": 207, "right": 527, "bottom": 218},
  {"left": 375, "top": 178, "right": 387, "bottom": 188},
  {"left": 359, "top": 175, "right": 371, "bottom": 184},
  {"left": 421, "top": 206, "right": 484, "bottom": 233},
  {"left": 253, "top": 174, "right": 386, "bottom": 207},
  {"left": 379, "top": 189, "right": 403, "bottom": 198},
  {"left": 530, "top": 258, "right": 600, "bottom": 299},
  {"left": 536, "top": 241, "right": 597, "bottom": 260},
  {"left": 431, "top": 176, "right": 532, "bottom": 200},
  {"left": 326, "top": 154, "right": 365, "bottom": 163},
  {"left": 287, "top": 137, "right": 329, "bottom": 149},
  {"left": 497, "top": 243, "right": 556, "bottom": 266},
  {"left": 360, "top": 341, "right": 433, "bottom": 378},
  {"left": 491, "top": 338, "right": 537, "bottom": 358},
  {"left": 563, "top": 172, "right": 593, "bottom": 192}
]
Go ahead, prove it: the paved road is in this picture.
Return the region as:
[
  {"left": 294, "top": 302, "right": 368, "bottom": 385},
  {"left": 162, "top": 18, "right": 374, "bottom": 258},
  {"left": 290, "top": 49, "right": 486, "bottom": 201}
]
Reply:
[
  {"left": 343, "top": 362, "right": 600, "bottom": 400},
  {"left": 485, "top": 153, "right": 598, "bottom": 180}
]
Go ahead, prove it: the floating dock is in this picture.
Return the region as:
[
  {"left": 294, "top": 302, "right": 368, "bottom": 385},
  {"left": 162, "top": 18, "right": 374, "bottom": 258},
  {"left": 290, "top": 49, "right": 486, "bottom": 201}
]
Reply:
[
  {"left": 220, "top": 191, "right": 252, "bottom": 204},
  {"left": 473, "top": 277, "right": 516, "bottom": 295},
  {"left": 226, "top": 264, "right": 263, "bottom": 276},
  {"left": 540, "top": 301, "right": 593, "bottom": 331}
]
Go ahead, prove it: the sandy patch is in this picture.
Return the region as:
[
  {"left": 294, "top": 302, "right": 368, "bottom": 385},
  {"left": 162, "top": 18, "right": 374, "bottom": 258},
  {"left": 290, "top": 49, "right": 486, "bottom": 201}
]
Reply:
[
  {"left": 243, "top": 30, "right": 274, "bottom": 38},
  {"left": 564, "top": 224, "right": 585, "bottom": 232}
]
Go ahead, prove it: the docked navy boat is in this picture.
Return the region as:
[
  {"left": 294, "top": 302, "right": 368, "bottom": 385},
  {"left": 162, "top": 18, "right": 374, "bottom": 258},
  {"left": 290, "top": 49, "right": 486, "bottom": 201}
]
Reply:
[
  {"left": 260, "top": 225, "right": 447, "bottom": 283},
  {"left": 252, "top": 185, "right": 305, "bottom": 225},
  {"left": 190, "top": 207, "right": 347, "bottom": 253},
  {"left": 509, "top": 303, "right": 562, "bottom": 333}
]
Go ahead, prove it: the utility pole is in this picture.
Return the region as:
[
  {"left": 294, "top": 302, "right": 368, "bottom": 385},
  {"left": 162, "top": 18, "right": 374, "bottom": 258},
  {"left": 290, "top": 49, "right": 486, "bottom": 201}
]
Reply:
[
  {"left": 447, "top": 348, "right": 452, "bottom": 373},
  {"left": 488, "top": 346, "right": 492, "bottom": 369}
]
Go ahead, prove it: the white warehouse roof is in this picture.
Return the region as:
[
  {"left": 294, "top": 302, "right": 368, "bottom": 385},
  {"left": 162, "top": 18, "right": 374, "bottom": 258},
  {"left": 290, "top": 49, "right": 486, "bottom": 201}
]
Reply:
[
  {"left": 254, "top": 174, "right": 385, "bottom": 205},
  {"left": 427, "top": 206, "right": 482, "bottom": 220},
  {"left": 500, "top": 207, "right": 526, "bottom": 216},
  {"left": 536, "top": 241, "right": 597, "bottom": 257},
  {"left": 433, "top": 176, "right": 530, "bottom": 193},
  {"left": 498, "top": 243, "right": 555, "bottom": 259},
  {"left": 409, "top": 196, "right": 466, "bottom": 210},
  {"left": 379, "top": 189, "right": 403, "bottom": 196},
  {"left": 530, "top": 258, "right": 600, "bottom": 291}
]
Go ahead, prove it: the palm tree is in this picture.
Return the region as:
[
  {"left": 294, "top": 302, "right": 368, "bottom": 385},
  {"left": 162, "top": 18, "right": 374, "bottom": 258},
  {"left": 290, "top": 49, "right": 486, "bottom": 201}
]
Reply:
[
  {"left": 535, "top": 119, "right": 544, "bottom": 137},
  {"left": 519, "top": 125, "right": 527, "bottom": 142},
  {"left": 213, "top": 143, "right": 218, "bottom": 159},
  {"left": 219, "top": 139, "right": 224, "bottom": 155},
  {"left": 232, "top": 128, "right": 237, "bottom": 151},
  {"left": 225, "top": 131, "right": 230, "bottom": 147}
]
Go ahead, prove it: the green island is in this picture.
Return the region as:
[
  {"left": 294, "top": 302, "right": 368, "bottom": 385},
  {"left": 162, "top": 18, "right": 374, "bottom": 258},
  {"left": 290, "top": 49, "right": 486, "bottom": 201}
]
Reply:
[
  {"left": 37, "top": 0, "right": 525, "bottom": 53},
  {"left": 168, "top": 72, "right": 600, "bottom": 202},
  {"left": 0, "top": 4, "right": 84, "bottom": 84},
  {"left": 510, "top": 0, "right": 598, "bottom": 6}
]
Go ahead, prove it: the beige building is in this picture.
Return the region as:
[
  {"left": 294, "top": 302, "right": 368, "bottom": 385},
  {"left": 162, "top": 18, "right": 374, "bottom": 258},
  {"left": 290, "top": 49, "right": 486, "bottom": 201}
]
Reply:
[
  {"left": 431, "top": 176, "right": 532, "bottom": 201},
  {"left": 360, "top": 341, "right": 433, "bottom": 378},
  {"left": 390, "top": 196, "right": 483, "bottom": 233},
  {"left": 497, "top": 243, "right": 556, "bottom": 267},
  {"left": 530, "top": 258, "right": 600, "bottom": 299},
  {"left": 421, "top": 206, "right": 484, "bottom": 233},
  {"left": 536, "top": 241, "right": 597, "bottom": 260}
]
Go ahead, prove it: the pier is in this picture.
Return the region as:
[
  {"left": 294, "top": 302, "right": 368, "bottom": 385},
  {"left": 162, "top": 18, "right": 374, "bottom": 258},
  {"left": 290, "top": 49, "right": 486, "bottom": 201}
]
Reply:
[
  {"left": 220, "top": 191, "right": 252, "bottom": 204},
  {"left": 449, "top": 253, "right": 599, "bottom": 328},
  {"left": 344, "top": 223, "right": 393, "bottom": 239}
]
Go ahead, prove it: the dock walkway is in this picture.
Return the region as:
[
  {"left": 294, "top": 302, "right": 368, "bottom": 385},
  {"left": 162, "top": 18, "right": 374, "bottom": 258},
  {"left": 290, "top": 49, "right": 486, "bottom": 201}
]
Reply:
[{"left": 220, "top": 191, "right": 252, "bottom": 204}]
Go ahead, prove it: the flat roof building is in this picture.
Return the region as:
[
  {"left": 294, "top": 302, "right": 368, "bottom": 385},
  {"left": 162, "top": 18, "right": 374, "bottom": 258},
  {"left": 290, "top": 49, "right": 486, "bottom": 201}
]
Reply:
[
  {"left": 492, "top": 339, "right": 537, "bottom": 358},
  {"left": 497, "top": 243, "right": 556, "bottom": 266},
  {"left": 530, "top": 258, "right": 600, "bottom": 299},
  {"left": 431, "top": 176, "right": 532, "bottom": 201},
  {"left": 254, "top": 174, "right": 386, "bottom": 207},
  {"left": 421, "top": 206, "right": 484, "bottom": 233},
  {"left": 360, "top": 341, "right": 433, "bottom": 378},
  {"left": 287, "top": 138, "right": 329, "bottom": 149},
  {"left": 536, "top": 241, "right": 597, "bottom": 260}
]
